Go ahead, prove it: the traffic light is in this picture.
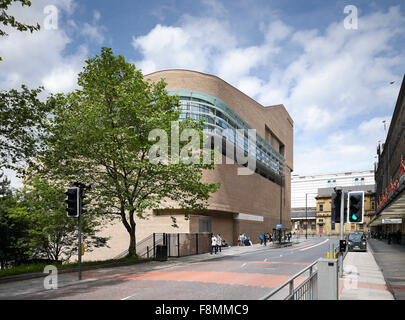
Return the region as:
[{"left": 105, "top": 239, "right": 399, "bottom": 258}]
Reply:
[
  {"left": 348, "top": 191, "right": 364, "bottom": 223},
  {"left": 80, "top": 189, "right": 88, "bottom": 214},
  {"left": 66, "top": 187, "right": 80, "bottom": 217},
  {"left": 331, "top": 190, "right": 347, "bottom": 223},
  {"left": 339, "top": 240, "right": 347, "bottom": 253}
]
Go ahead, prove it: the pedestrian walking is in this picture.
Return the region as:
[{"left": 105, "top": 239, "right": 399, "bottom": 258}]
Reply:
[
  {"left": 210, "top": 234, "right": 217, "bottom": 254},
  {"left": 263, "top": 233, "right": 267, "bottom": 246},
  {"left": 259, "top": 234, "right": 264, "bottom": 245},
  {"left": 217, "top": 234, "right": 222, "bottom": 253}
]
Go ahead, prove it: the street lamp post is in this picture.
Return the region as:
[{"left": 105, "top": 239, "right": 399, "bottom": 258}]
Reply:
[
  {"left": 305, "top": 193, "right": 308, "bottom": 239},
  {"left": 305, "top": 193, "right": 318, "bottom": 240}
]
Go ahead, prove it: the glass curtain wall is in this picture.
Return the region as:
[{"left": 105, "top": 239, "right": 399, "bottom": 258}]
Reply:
[{"left": 169, "top": 90, "right": 285, "bottom": 184}]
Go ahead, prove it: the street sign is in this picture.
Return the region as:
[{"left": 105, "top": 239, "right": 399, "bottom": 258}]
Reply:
[{"left": 382, "top": 218, "right": 402, "bottom": 224}]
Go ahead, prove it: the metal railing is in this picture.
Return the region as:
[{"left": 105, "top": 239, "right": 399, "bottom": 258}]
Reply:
[
  {"left": 260, "top": 260, "right": 318, "bottom": 300},
  {"left": 113, "top": 232, "right": 212, "bottom": 260},
  {"left": 260, "top": 242, "right": 349, "bottom": 300}
]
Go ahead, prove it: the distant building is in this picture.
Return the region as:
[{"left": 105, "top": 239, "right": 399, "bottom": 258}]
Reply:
[
  {"left": 291, "top": 170, "right": 375, "bottom": 236},
  {"left": 84, "top": 69, "right": 294, "bottom": 261},
  {"left": 371, "top": 74, "right": 405, "bottom": 242},
  {"left": 315, "top": 185, "right": 376, "bottom": 236}
]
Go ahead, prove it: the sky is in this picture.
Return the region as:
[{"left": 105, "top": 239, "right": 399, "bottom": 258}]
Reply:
[{"left": 1, "top": 0, "right": 404, "bottom": 187}]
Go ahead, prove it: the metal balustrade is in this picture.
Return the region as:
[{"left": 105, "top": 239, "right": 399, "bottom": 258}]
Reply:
[{"left": 259, "top": 260, "right": 318, "bottom": 300}]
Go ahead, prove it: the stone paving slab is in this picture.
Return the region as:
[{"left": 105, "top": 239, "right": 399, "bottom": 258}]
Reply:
[
  {"left": 368, "top": 239, "right": 405, "bottom": 300},
  {"left": 339, "top": 250, "right": 394, "bottom": 300}
]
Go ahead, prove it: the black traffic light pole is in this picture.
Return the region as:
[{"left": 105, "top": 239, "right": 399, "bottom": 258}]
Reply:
[
  {"left": 73, "top": 182, "right": 91, "bottom": 281},
  {"left": 78, "top": 208, "right": 82, "bottom": 280}
]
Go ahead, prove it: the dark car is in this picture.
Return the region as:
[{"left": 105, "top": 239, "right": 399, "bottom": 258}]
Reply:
[{"left": 346, "top": 232, "right": 367, "bottom": 252}]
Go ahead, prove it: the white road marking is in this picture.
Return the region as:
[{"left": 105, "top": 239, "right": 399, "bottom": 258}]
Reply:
[
  {"left": 264, "top": 258, "right": 267, "bottom": 262},
  {"left": 241, "top": 263, "right": 247, "bottom": 268},
  {"left": 299, "top": 239, "right": 329, "bottom": 251},
  {"left": 121, "top": 292, "right": 138, "bottom": 300}
]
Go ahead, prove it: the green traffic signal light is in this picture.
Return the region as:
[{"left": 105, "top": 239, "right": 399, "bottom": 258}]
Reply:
[{"left": 348, "top": 191, "right": 364, "bottom": 223}]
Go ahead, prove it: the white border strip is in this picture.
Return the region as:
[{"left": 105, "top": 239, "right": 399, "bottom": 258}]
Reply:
[{"left": 233, "top": 213, "right": 264, "bottom": 222}]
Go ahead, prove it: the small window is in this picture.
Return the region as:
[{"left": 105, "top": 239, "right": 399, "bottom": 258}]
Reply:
[
  {"left": 371, "top": 201, "right": 375, "bottom": 210},
  {"left": 311, "top": 222, "right": 316, "bottom": 230},
  {"left": 359, "top": 223, "right": 364, "bottom": 230},
  {"left": 331, "top": 222, "right": 335, "bottom": 230},
  {"left": 319, "top": 204, "right": 324, "bottom": 212},
  {"left": 199, "top": 219, "right": 211, "bottom": 233}
]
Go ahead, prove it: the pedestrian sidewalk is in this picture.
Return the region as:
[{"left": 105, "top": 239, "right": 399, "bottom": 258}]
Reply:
[
  {"left": 339, "top": 248, "right": 394, "bottom": 300},
  {"left": 367, "top": 239, "right": 405, "bottom": 300},
  {"left": 177, "top": 239, "right": 297, "bottom": 263}
]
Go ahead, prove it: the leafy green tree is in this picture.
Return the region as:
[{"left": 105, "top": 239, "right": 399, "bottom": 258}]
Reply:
[
  {"left": 39, "top": 47, "right": 220, "bottom": 256},
  {"left": 10, "top": 174, "right": 108, "bottom": 263},
  {"left": 0, "top": 85, "right": 53, "bottom": 173},
  {"left": 0, "top": 1, "right": 49, "bottom": 173},
  {"left": 0, "top": 173, "right": 29, "bottom": 268}
]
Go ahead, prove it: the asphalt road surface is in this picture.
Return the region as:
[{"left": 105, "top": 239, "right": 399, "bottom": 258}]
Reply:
[{"left": 0, "top": 236, "right": 339, "bottom": 300}]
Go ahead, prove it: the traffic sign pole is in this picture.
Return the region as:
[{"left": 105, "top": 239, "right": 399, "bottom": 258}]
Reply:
[
  {"left": 78, "top": 207, "right": 82, "bottom": 281},
  {"left": 339, "top": 188, "right": 345, "bottom": 277}
]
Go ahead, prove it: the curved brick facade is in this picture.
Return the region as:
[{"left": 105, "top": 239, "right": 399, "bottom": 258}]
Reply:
[{"left": 84, "top": 69, "right": 294, "bottom": 261}]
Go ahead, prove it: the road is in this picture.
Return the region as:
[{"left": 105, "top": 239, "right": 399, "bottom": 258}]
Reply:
[{"left": 0, "top": 236, "right": 339, "bottom": 300}]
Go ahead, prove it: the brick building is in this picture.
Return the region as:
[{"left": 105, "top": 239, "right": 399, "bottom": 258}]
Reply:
[{"left": 84, "top": 69, "right": 294, "bottom": 260}]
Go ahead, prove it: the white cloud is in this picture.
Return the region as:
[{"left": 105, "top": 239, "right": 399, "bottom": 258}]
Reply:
[
  {"left": 81, "top": 22, "right": 105, "bottom": 44},
  {"left": 0, "top": 0, "right": 87, "bottom": 93},
  {"left": 131, "top": 4, "right": 405, "bottom": 177},
  {"left": 0, "top": 0, "right": 94, "bottom": 186},
  {"left": 132, "top": 17, "right": 237, "bottom": 74}
]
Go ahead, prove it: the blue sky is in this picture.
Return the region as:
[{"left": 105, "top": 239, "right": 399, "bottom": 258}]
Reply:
[{"left": 1, "top": 0, "right": 405, "bottom": 187}]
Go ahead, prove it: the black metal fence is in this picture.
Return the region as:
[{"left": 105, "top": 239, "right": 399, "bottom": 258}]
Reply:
[
  {"left": 153, "top": 233, "right": 212, "bottom": 258},
  {"left": 113, "top": 232, "right": 212, "bottom": 260}
]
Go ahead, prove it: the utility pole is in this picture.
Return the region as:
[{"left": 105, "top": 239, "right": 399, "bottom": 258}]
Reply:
[
  {"left": 73, "top": 182, "right": 91, "bottom": 281},
  {"left": 78, "top": 210, "right": 82, "bottom": 280},
  {"left": 338, "top": 186, "right": 345, "bottom": 277},
  {"left": 305, "top": 193, "right": 308, "bottom": 239}
]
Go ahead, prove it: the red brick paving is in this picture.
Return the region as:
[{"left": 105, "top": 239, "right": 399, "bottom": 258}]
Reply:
[{"left": 118, "top": 270, "right": 306, "bottom": 289}]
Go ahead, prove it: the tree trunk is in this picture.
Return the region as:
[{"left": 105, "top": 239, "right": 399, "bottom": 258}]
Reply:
[{"left": 127, "top": 231, "right": 137, "bottom": 257}]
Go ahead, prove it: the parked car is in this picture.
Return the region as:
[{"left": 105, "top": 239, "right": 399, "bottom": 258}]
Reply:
[{"left": 346, "top": 232, "right": 367, "bottom": 252}]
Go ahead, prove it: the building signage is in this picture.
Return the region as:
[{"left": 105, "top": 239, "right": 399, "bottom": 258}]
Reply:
[
  {"left": 382, "top": 218, "right": 402, "bottom": 224},
  {"left": 276, "top": 224, "right": 282, "bottom": 229}
]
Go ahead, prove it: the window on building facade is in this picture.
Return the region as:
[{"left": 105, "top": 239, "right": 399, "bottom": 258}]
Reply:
[
  {"left": 172, "top": 91, "right": 286, "bottom": 183},
  {"left": 319, "top": 204, "right": 324, "bottom": 212},
  {"left": 311, "top": 222, "right": 316, "bottom": 230},
  {"left": 331, "top": 222, "right": 335, "bottom": 230},
  {"left": 371, "top": 201, "right": 375, "bottom": 211},
  {"left": 199, "top": 219, "right": 211, "bottom": 233},
  {"left": 359, "top": 223, "right": 364, "bottom": 230}
]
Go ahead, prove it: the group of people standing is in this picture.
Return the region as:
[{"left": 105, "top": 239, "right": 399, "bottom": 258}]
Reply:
[
  {"left": 372, "top": 230, "right": 402, "bottom": 245},
  {"left": 238, "top": 233, "right": 252, "bottom": 246},
  {"left": 210, "top": 234, "right": 224, "bottom": 254},
  {"left": 259, "top": 233, "right": 273, "bottom": 245}
]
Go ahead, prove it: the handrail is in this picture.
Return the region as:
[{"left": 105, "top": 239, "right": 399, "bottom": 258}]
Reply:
[{"left": 259, "top": 260, "right": 318, "bottom": 300}]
